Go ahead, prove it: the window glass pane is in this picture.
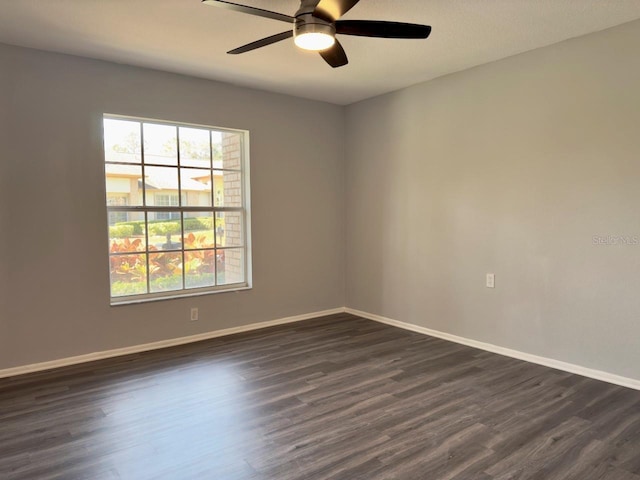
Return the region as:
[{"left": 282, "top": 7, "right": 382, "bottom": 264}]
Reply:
[
  {"left": 213, "top": 131, "right": 242, "bottom": 170},
  {"left": 217, "top": 248, "right": 244, "bottom": 285},
  {"left": 144, "top": 166, "right": 179, "bottom": 207},
  {"left": 108, "top": 212, "right": 146, "bottom": 253},
  {"left": 213, "top": 170, "right": 243, "bottom": 207},
  {"left": 183, "top": 212, "right": 214, "bottom": 250},
  {"left": 179, "top": 127, "right": 211, "bottom": 168},
  {"left": 105, "top": 165, "right": 143, "bottom": 206},
  {"left": 110, "top": 254, "right": 147, "bottom": 297},
  {"left": 149, "top": 252, "right": 183, "bottom": 293},
  {"left": 185, "top": 250, "right": 216, "bottom": 289},
  {"left": 181, "top": 168, "right": 212, "bottom": 207},
  {"left": 147, "top": 214, "right": 182, "bottom": 251},
  {"left": 216, "top": 212, "right": 243, "bottom": 247},
  {"left": 144, "top": 123, "right": 177, "bottom": 166},
  {"left": 104, "top": 119, "right": 141, "bottom": 164}
]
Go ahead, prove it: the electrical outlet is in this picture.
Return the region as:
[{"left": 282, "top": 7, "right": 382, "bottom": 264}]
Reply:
[
  {"left": 190, "top": 307, "right": 199, "bottom": 321},
  {"left": 486, "top": 273, "right": 495, "bottom": 288}
]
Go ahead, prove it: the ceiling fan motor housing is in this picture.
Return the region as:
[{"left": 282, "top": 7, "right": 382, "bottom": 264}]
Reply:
[{"left": 295, "top": 13, "right": 336, "bottom": 45}]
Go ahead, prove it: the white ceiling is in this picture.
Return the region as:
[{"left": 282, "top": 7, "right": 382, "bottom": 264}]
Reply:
[{"left": 0, "top": 0, "right": 639, "bottom": 105}]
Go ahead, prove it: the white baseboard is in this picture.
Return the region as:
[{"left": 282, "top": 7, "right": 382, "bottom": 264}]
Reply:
[
  {"left": 4, "top": 306, "right": 638, "bottom": 392},
  {"left": 0, "top": 308, "right": 346, "bottom": 379},
  {"left": 345, "top": 307, "right": 640, "bottom": 391}
]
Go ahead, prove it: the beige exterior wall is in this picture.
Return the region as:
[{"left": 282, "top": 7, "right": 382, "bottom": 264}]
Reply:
[{"left": 105, "top": 176, "right": 141, "bottom": 206}]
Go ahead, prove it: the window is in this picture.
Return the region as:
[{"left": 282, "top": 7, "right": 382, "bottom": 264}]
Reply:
[
  {"left": 153, "top": 194, "right": 182, "bottom": 220},
  {"left": 107, "top": 195, "right": 129, "bottom": 224},
  {"left": 103, "top": 115, "right": 251, "bottom": 304}
]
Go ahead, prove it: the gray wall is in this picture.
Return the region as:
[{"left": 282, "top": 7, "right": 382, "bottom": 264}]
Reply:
[
  {"left": 0, "top": 44, "right": 345, "bottom": 369},
  {"left": 345, "top": 20, "right": 640, "bottom": 380},
  {"left": 3, "top": 20, "right": 640, "bottom": 380}
]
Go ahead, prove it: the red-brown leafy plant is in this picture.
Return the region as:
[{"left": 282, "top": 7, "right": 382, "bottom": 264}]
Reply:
[{"left": 109, "top": 238, "right": 147, "bottom": 283}]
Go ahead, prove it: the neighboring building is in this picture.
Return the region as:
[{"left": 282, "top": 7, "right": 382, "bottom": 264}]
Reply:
[{"left": 105, "top": 164, "right": 217, "bottom": 223}]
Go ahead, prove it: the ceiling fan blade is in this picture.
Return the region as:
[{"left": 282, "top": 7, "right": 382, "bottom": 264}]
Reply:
[
  {"left": 319, "top": 39, "right": 348, "bottom": 68},
  {"left": 202, "top": 0, "right": 294, "bottom": 24},
  {"left": 228, "top": 30, "right": 294, "bottom": 54},
  {"left": 314, "top": 0, "right": 360, "bottom": 21},
  {"left": 336, "top": 20, "right": 431, "bottom": 39}
]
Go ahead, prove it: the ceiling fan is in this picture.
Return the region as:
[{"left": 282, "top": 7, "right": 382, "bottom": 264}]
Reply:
[{"left": 202, "top": 0, "right": 432, "bottom": 68}]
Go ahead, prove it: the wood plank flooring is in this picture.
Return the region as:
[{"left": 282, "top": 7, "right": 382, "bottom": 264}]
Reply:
[{"left": 1, "top": 312, "right": 639, "bottom": 479}]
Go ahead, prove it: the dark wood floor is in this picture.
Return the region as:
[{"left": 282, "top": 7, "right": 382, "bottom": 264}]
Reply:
[{"left": 1, "top": 313, "right": 639, "bottom": 480}]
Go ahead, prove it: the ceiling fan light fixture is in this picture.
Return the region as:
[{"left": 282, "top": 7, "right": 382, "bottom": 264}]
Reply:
[
  {"left": 294, "top": 19, "right": 336, "bottom": 51},
  {"left": 294, "top": 32, "right": 335, "bottom": 51}
]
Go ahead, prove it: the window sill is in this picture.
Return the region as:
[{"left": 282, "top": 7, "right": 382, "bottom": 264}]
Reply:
[{"left": 110, "top": 284, "right": 252, "bottom": 306}]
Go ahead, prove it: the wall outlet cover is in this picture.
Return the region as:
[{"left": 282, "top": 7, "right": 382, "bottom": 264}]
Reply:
[{"left": 486, "top": 273, "right": 495, "bottom": 288}]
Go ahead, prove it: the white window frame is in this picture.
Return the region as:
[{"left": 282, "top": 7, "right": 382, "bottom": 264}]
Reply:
[{"left": 103, "top": 114, "right": 252, "bottom": 305}]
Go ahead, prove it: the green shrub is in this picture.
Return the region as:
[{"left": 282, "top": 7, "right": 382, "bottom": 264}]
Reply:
[
  {"left": 148, "top": 221, "right": 181, "bottom": 236},
  {"left": 112, "top": 216, "right": 217, "bottom": 237},
  {"left": 184, "top": 216, "right": 213, "bottom": 231},
  {"left": 149, "top": 274, "right": 183, "bottom": 291},
  {"left": 129, "top": 221, "right": 145, "bottom": 235},
  {"left": 111, "top": 280, "right": 147, "bottom": 297},
  {"left": 113, "top": 220, "right": 145, "bottom": 235},
  {"left": 109, "top": 224, "right": 134, "bottom": 238}
]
